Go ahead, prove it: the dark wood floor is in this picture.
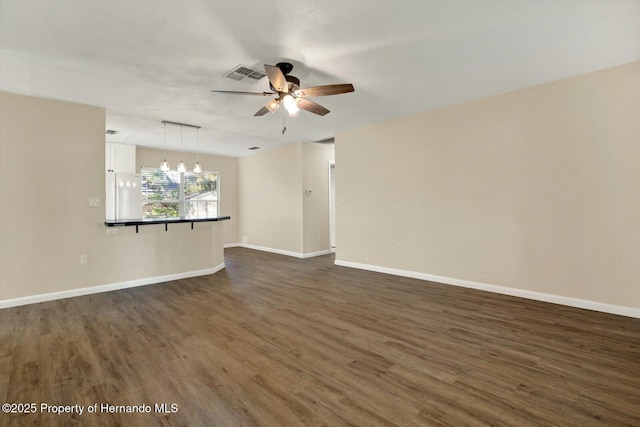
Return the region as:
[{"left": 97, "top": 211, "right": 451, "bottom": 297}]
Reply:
[{"left": 1, "top": 248, "right": 639, "bottom": 426}]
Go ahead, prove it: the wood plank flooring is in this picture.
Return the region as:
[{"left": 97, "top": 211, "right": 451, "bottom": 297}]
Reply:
[{"left": 1, "top": 247, "right": 639, "bottom": 426}]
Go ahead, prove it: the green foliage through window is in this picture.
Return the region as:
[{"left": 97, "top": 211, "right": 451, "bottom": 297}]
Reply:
[{"left": 141, "top": 168, "right": 219, "bottom": 219}]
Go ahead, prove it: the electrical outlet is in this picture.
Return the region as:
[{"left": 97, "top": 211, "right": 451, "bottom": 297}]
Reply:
[
  {"left": 89, "top": 196, "right": 102, "bottom": 207},
  {"left": 80, "top": 254, "right": 89, "bottom": 265}
]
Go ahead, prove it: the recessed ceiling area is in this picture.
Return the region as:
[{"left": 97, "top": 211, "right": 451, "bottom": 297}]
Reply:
[{"left": 1, "top": 0, "right": 638, "bottom": 157}]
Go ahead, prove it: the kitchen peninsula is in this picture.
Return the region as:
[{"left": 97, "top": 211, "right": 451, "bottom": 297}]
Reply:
[{"left": 105, "top": 216, "right": 231, "bottom": 233}]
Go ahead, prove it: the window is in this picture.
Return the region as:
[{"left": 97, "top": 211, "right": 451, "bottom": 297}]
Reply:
[{"left": 141, "top": 168, "right": 219, "bottom": 219}]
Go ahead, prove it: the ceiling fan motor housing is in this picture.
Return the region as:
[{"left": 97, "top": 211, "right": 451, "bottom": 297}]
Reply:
[
  {"left": 285, "top": 75, "right": 300, "bottom": 91},
  {"left": 269, "top": 74, "right": 300, "bottom": 93},
  {"left": 276, "top": 62, "right": 294, "bottom": 75}
]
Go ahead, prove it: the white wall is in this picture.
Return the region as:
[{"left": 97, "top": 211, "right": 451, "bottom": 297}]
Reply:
[
  {"left": 136, "top": 146, "right": 239, "bottom": 245},
  {"left": 335, "top": 62, "right": 640, "bottom": 313},
  {"left": 0, "top": 92, "right": 225, "bottom": 304}
]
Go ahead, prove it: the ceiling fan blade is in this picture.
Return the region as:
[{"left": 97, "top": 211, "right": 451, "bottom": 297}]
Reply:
[
  {"left": 211, "top": 90, "right": 275, "bottom": 96},
  {"left": 254, "top": 106, "right": 270, "bottom": 116},
  {"left": 264, "top": 64, "right": 288, "bottom": 93},
  {"left": 296, "top": 98, "right": 330, "bottom": 116},
  {"left": 294, "top": 83, "right": 354, "bottom": 97}
]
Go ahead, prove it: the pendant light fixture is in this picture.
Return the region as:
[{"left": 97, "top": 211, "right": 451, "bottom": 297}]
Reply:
[
  {"left": 177, "top": 125, "right": 186, "bottom": 173},
  {"left": 160, "top": 120, "right": 202, "bottom": 172},
  {"left": 160, "top": 122, "right": 170, "bottom": 172},
  {"left": 193, "top": 127, "right": 202, "bottom": 173}
]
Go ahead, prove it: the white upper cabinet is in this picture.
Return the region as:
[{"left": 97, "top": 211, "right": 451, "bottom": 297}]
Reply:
[{"left": 106, "top": 142, "right": 136, "bottom": 173}]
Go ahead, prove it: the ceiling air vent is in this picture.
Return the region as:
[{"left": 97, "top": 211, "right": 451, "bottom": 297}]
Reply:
[{"left": 224, "top": 65, "right": 267, "bottom": 83}]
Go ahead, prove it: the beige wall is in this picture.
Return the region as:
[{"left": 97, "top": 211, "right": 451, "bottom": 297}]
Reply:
[
  {"left": 0, "top": 92, "right": 224, "bottom": 302},
  {"left": 136, "top": 146, "right": 239, "bottom": 245},
  {"left": 302, "top": 142, "right": 334, "bottom": 254},
  {"left": 335, "top": 62, "right": 640, "bottom": 309},
  {"left": 238, "top": 143, "right": 304, "bottom": 253},
  {"left": 238, "top": 141, "right": 334, "bottom": 256}
]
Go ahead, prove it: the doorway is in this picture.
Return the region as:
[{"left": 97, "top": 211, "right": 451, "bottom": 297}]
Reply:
[{"left": 329, "top": 161, "right": 336, "bottom": 252}]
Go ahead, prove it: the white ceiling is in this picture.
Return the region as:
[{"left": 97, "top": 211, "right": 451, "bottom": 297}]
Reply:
[{"left": 1, "top": 0, "right": 639, "bottom": 157}]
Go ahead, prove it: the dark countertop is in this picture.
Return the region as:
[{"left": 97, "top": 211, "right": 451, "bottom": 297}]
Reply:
[{"left": 105, "top": 216, "right": 231, "bottom": 227}]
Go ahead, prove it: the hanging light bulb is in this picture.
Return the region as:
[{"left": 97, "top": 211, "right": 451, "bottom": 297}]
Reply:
[
  {"left": 177, "top": 125, "right": 186, "bottom": 172},
  {"left": 160, "top": 122, "right": 170, "bottom": 171},
  {"left": 193, "top": 127, "right": 202, "bottom": 173},
  {"left": 282, "top": 94, "right": 300, "bottom": 117}
]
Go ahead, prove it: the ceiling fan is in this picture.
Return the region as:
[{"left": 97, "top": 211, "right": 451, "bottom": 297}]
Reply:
[{"left": 211, "top": 62, "right": 354, "bottom": 117}]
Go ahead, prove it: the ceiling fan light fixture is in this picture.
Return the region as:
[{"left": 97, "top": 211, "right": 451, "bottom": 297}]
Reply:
[
  {"left": 160, "top": 160, "right": 170, "bottom": 172},
  {"left": 282, "top": 94, "right": 300, "bottom": 117},
  {"left": 288, "top": 108, "right": 300, "bottom": 118},
  {"left": 193, "top": 161, "right": 202, "bottom": 173},
  {"left": 266, "top": 99, "right": 280, "bottom": 113}
]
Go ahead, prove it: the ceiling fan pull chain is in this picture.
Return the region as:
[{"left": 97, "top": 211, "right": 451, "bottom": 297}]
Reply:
[{"left": 282, "top": 116, "right": 287, "bottom": 135}]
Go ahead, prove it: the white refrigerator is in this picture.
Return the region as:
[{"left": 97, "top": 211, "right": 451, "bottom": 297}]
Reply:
[{"left": 106, "top": 172, "right": 143, "bottom": 220}]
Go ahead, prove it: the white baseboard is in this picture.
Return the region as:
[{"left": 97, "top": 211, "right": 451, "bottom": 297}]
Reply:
[
  {"left": 0, "top": 263, "right": 226, "bottom": 310},
  {"left": 334, "top": 259, "right": 640, "bottom": 319},
  {"left": 224, "top": 243, "right": 241, "bottom": 248},
  {"left": 235, "top": 243, "right": 331, "bottom": 259},
  {"left": 302, "top": 249, "right": 332, "bottom": 258},
  {"left": 238, "top": 243, "right": 303, "bottom": 258}
]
